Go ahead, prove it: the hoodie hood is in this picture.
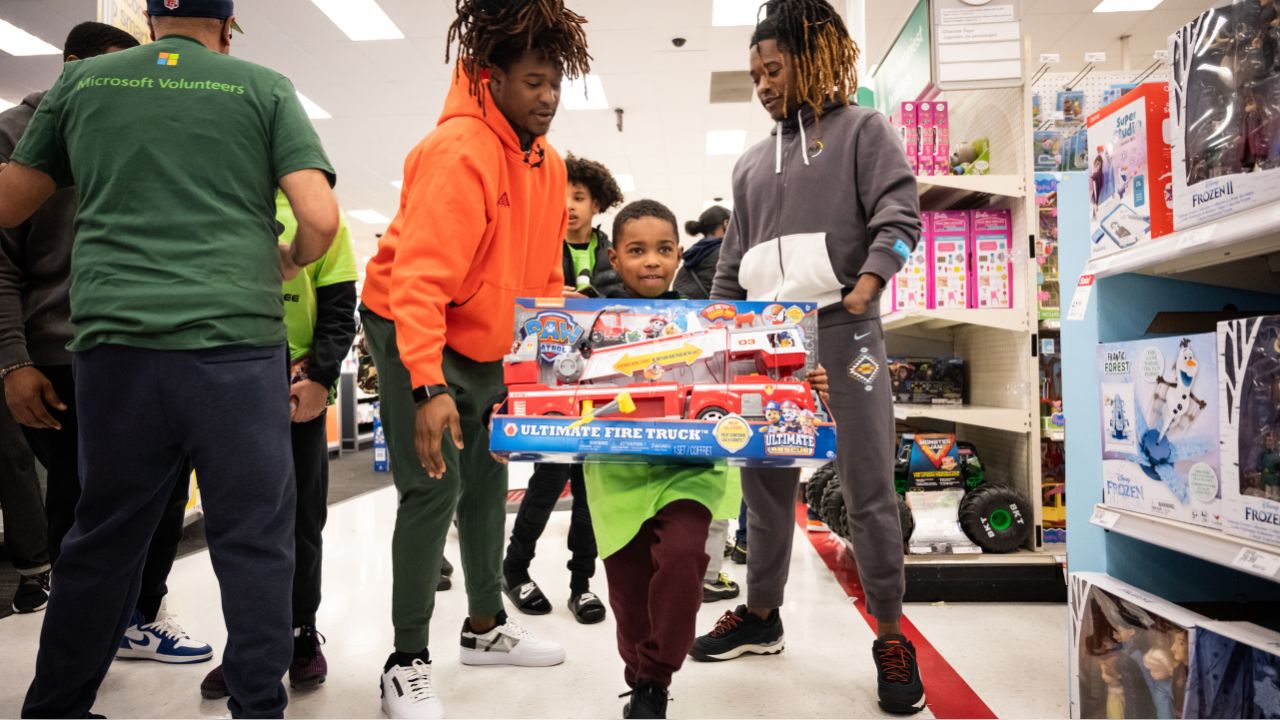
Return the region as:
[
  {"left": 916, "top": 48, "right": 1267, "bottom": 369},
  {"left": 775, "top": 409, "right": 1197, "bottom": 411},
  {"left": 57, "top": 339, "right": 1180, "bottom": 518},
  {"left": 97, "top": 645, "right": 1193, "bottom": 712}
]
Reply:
[
  {"left": 682, "top": 235, "right": 724, "bottom": 269},
  {"left": 437, "top": 67, "right": 549, "bottom": 167},
  {"left": 770, "top": 99, "right": 853, "bottom": 174}
]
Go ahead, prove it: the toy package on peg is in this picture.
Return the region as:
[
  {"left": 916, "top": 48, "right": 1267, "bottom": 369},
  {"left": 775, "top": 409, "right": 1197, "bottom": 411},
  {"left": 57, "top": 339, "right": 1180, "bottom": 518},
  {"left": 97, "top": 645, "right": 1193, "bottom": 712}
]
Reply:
[
  {"left": 1217, "top": 314, "right": 1280, "bottom": 546},
  {"left": 969, "top": 209, "right": 1013, "bottom": 309},
  {"left": 1097, "top": 333, "right": 1222, "bottom": 528},
  {"left": 894, "top": 101, "right": 920, "bottom": 174},
  {"left": 490, "top": 298, "right": 837, "bottom": 466},
  {"left": 927, "top": 211, "right": 969, "bottom": 309},
  {"left": 1169, "top": 2, "right": 1280, "bottom": 229}
]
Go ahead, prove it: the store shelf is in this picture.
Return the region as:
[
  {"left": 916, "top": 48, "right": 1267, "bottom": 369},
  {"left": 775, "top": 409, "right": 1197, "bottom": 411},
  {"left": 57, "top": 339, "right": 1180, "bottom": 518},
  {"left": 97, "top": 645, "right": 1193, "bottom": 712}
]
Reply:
[
  {"left": 1045, "top": 428, "right": 1065, "bottom": 442},
  {"left": 1039, "top": 318, "right": 1061, "bottom": 332},
  {"left": 1082, "top": 199, "right": 1280, "bottom": 293},
  {"left": 1090, "top": 504, "right": 1280, "bottom": 583},
  {"left": 917, "top": 174, "right": 1026, "bottom": 209},
  {"left": 894, "top": 404, "right": 1031, "bottom": 433},
  {"left": 883, "top": 307, "right": 1028, "bottom": 334}
]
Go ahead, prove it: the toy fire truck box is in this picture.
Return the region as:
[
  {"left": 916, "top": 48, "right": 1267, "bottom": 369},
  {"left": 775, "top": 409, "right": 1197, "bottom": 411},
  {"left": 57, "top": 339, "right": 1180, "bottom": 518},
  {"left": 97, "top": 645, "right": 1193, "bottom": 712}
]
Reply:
[
  {"left": 1097, "top": 333, "right": 1222, "bottom": 529},
  {"left": 969, "top": 209, "right": 1013, "bottom": 310},
  {"left": 1185, "top": 620, "right": 1280, "bottom": 719},
  {"left": 1069, "top": 572, "right": 1205, "bottom": 720},
  {"left": 887, "top": 357, "right": 966, "bottom": 406},
  {"left": 928, "top": 211, "right": 969, "bottom": 309},
  {"left": 1170, "top": 2, "right": 1280, "bottom": 230},
  {"left": 491, "top": 298, "right": 837, "bottom": 466},
  {"left": 892, "top": 232, "right": 931, "bottom": 312},
  {"left": 1086, "top": 83, "right": 1174, "bottom": 258},
  {"left": 1217, "top": 315, "right": 1280, "bottom": 546}
]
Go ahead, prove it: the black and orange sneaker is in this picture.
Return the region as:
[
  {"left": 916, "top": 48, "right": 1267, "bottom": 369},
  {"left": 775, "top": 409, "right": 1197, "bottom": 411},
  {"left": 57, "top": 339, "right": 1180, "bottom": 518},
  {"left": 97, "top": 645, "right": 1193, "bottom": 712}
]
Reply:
[
  {"left": 688, "top": 605, "right": 783, "bottom": 662},
  {"left": 873, "top": 635, "right": 926, "bottom": 715}
]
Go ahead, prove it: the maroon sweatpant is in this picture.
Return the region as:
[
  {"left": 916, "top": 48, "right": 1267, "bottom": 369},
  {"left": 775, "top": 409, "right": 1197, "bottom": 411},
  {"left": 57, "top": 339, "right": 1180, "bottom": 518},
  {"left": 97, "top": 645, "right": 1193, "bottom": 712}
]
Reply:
[{"left": 603, "top": 499, "right": 712, "bottom": 689}]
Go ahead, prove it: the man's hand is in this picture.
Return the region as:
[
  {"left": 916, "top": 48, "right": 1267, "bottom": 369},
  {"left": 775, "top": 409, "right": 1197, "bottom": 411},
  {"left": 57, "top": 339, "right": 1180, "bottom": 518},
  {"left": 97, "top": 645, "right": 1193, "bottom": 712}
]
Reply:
[
  {"left": 290, "top": 379, "right": 328, "bottom": 423},
  {"left": 843, "top": 273, "right": 885, "bottom": 316},
  {"left": 562, "top": 285, "right": 586, "bottom": 300},
  {"left": 4, "top": 366, "right": 65, "bottom": 430},
  {"left": 807, "top": 363, "right": 831, "bottom": 404},
  {"left": 280, "top": 244, "right": 303, "bottom": 281},
  {"left": 416, "top": 393, "right": 463, "bottom": 479}
]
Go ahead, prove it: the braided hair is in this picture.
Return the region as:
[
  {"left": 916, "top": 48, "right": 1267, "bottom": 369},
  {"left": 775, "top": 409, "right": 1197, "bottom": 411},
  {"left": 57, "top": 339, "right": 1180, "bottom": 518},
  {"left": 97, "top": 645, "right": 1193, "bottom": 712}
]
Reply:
[
  {"left": 445, "top": 0, "right": 592, "bottom": 109},
  {"left": 751, "top": 0, "right": 861, "bottom": 118}
]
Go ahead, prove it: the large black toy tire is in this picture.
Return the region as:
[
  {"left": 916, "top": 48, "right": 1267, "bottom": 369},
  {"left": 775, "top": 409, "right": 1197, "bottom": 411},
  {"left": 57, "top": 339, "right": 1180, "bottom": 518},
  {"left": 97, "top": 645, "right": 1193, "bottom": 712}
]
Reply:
[{"left": 958, "top": 484, "right": 1032, "bottom": 553}]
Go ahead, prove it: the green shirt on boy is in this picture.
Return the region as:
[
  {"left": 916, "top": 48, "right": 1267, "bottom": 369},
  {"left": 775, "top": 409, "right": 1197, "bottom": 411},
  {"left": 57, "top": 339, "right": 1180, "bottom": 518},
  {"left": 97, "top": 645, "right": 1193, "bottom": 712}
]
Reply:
[{"left": 278, "top": 191, "right": 359, "bottom": 362}]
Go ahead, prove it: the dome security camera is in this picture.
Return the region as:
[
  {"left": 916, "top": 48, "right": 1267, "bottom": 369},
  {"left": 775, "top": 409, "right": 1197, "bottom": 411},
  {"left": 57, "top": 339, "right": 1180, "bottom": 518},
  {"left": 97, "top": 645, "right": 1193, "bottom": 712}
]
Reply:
[{"left": 671, "top": 37, "right": 687, "bottom": 48}]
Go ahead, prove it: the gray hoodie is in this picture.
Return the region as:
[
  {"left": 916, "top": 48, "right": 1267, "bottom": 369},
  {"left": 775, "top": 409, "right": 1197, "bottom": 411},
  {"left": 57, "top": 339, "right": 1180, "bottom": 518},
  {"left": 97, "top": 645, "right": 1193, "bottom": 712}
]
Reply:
[
  {"left": 710, "top": 101, "right": 921, "bottom": 324},
  {"left": 0, "top": 91, "right": 75, "bottom": 368}
]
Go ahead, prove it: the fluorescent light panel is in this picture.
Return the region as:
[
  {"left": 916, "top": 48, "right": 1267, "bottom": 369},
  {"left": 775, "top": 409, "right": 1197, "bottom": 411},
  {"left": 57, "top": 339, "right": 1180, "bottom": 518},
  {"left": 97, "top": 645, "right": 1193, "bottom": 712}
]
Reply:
[
  {"left": 309, "top": 0, "right": 404, "bottom": 41},
  {"left": 348, "top": 210, "right": 391, "bottom": 224},
  {"left": 712, "top": 0, "right": 764, "bottom": 27},
  {"left": 615, "top": 174, "right": 636, "bottom": 193},
  {"left": 1092, "top": 0, "right": 1164, "bottom": 12},
  {"left": 706, "top": 130, "right": 747, "bottom": 156},
  {"left": 561, "top": 75, "right": 609, "bottom": 110},
  {"left": 0, "top": 19, "right": 60, "bottom": 56},
  {"left": 296, "top": 92, "right": 331, "bottom": 120}
]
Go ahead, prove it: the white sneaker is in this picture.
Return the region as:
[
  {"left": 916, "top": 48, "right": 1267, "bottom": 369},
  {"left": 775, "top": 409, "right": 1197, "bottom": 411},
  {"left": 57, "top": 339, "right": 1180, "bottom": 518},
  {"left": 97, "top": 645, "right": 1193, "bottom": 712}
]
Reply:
[
  {"left": 116, "top": 610, "right": 213, "bottom": 664},
  {"left": 380, "top": 659, "right": 444, "bottom": 720},
  {"left": 459, "top": 616, "right": 565, "bottom": 667}
]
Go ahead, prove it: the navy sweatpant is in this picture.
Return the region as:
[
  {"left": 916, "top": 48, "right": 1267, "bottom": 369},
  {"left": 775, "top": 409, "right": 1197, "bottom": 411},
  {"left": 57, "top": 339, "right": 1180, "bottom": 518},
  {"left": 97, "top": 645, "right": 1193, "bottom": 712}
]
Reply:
[{"left": 22, "top": 344, "right": 296, "bottom": 719}]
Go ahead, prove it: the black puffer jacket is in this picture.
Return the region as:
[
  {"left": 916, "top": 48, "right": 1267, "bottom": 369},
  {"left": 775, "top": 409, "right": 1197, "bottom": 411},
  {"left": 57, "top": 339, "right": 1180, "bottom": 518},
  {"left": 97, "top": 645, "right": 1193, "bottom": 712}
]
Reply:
[
  {"left": 673, "top": 235, "right": 723, "bottom": 300},
  {"left": 562, "top": 226, "right": 623, "bottom": 298}
]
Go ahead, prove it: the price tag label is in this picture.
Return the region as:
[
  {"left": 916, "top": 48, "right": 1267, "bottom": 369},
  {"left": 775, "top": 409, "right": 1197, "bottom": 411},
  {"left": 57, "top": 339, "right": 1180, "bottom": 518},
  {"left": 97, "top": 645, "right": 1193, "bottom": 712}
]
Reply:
[
  {"left": 1091, "top": 506, "right": 1121, "bottom": 529},
  {"left": 1066, "top": 274, "right": 1095, "bottom": 321},
  {"left": 1039, "top": 53, "right": 1061, "bottom": 64},
  {"left": 1085, "top": 52, "right": 1107, "bottom": 63},
  {"left": 1153, "top": 50, "right": 1170, "bottom": 62},
  {"left": 1232, "top": 547, "right": 1280, "bottom": 578}
]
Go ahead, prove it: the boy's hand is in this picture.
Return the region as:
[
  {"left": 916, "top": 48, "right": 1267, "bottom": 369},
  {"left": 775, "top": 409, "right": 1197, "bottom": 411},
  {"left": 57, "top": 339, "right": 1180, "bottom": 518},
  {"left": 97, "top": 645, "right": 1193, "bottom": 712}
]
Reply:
[
  {"left": 416, "top": 393, "right": 463, "bottom": 479},
  {"left": 807, "top": 364, "right": 831, "bottom": 404},
  {"left": 279, "top": 244, "right": 303, "bottom": 281},
  {"left": 562, "top": 285, "right": 586, "bottom": 299},
  {"left": 843, "top": 273, "right": 884, "bottom": 316},
  {"left": 290, "top": 379, "right": 328, "bottom": 423}
]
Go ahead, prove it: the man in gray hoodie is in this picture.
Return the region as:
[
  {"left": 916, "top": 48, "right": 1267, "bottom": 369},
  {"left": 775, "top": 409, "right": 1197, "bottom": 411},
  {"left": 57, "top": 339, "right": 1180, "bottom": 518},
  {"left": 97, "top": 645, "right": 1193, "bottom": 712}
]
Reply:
[{"left": 688, "top": 1, "right": 926, "bottom": 715}]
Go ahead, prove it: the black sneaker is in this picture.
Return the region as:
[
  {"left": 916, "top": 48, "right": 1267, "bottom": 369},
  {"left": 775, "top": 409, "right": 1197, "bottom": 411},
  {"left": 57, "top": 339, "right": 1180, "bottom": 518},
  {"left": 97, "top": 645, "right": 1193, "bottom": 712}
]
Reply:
[
  {"left": 569, "top": 590, "right": 606, "bottom": 624},
  {"left": 873, "top": 635, "right": 926, "bottom": 715},
  {"left": 729, "top": 542, "right": 747, "bottom": 565},
  {"left": 701, "top": 573, "right": 740, "bottom": 603},
  {"left": 689, "top": 605, "right": 784, "bottom": 662},
  {"left": 621, "top": 681, "right": 669, "bottom": 719},
  {"left": 502, "top": 577, "right": 552, "bottom": 615},
  {"left": 441, "top": 557, "right": 454, "bottom": 577},
  {"left": 437, "top": 574, "right": 452, "bottom": 592},
  {"left": 12, "top": 571, "right": 50, "bottom": 614}
]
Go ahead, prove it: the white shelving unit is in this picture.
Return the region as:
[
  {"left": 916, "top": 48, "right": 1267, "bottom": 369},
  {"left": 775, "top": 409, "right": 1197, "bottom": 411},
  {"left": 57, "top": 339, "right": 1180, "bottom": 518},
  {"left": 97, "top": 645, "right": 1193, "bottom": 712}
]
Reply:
[
  {"left": 1090, "top": 505, "right": 1280, "bottom": 583},
  {"left": 916, "top": 173, "right": 1026, "bottom": 208},
  {"left": 882, "top": 307, "right": 1029, "bottom": 334},
  {"left": 894, "top": 403, "right": 1032, "bottom": 434}
]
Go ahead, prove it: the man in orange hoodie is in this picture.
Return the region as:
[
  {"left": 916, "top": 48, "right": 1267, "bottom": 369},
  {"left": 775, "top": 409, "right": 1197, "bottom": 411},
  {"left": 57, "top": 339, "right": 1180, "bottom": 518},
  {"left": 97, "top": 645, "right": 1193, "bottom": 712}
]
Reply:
[{"left": 359, "top": 1, "right": 592, "bottom": 717}]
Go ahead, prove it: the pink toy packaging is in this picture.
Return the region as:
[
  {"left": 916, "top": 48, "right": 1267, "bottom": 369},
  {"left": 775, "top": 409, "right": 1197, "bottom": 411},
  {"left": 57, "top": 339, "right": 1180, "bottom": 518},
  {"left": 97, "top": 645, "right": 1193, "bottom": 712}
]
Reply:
[
  {"left": 969, "top": 209, "right": 1013, "bottom": 309},
  {"left": 928, "top": 211, "right": 969, "bottom": 309},
  {"left": 932, "top": 101, "right": 951, "bottom": 176},
  {"left": 893, "top": 220, "right": 932, "bottom": 312},
  {"left": 917, "top": 101, "right": 936, "bottom": 176},
  {"left": 895, "top": 101, "right": 919, "bottom": 174}
]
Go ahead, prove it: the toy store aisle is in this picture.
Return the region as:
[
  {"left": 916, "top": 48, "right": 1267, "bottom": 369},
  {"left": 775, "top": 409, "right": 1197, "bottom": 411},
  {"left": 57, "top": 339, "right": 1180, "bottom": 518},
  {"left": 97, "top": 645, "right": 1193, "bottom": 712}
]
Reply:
[{"left": 0, "top": 459, "right": 1066, "bottom": 719}]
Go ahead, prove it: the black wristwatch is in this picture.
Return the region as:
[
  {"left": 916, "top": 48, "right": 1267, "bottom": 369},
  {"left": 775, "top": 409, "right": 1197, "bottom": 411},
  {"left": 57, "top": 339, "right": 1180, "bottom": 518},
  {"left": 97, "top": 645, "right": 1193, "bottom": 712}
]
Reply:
[{"left": 412, "top": 384, "right": 451, "bottom": 406}]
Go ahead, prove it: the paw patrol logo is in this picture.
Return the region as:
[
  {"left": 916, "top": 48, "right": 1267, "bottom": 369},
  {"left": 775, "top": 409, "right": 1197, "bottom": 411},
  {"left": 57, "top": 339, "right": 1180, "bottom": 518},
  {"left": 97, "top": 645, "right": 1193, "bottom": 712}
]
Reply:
[
  {"left": 523, "top": 311, "right": 585, "bottom": 364},
  {"left": 848, "top": 354, "right": 880, "bottom": 385}
]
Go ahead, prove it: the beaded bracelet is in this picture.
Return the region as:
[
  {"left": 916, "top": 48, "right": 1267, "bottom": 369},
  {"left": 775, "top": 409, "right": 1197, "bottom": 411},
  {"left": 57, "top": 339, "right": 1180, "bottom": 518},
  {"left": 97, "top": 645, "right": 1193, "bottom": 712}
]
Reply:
[{"left": 0, "top": 361, "right": 33, "bottom": 380}]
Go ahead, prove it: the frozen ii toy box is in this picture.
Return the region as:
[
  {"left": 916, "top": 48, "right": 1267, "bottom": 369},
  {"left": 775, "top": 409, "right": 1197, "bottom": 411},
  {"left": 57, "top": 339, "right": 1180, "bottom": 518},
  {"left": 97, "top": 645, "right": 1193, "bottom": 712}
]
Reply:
[
  {"left": 1097, "top": 333, "right": 1222, "bottom": 528},
  {"left": 1086, "top": 83, "right": 1173, "bottom": 257},
  {"left": 1169, "top": 1, "right": 1280, "bottom": 229},
  {"left": 490, "top": 298, "right": 837, "bottom": 466},
  {"left": 1217, "top": 314, "right": 1280, "bottom": 546}
]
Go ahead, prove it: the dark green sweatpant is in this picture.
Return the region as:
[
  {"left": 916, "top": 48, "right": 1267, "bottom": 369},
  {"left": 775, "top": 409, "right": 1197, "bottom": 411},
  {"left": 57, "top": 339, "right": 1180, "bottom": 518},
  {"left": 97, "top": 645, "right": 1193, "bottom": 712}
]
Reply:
[{"left": 361, "top": 308, "right": 508, "bottom": 652}]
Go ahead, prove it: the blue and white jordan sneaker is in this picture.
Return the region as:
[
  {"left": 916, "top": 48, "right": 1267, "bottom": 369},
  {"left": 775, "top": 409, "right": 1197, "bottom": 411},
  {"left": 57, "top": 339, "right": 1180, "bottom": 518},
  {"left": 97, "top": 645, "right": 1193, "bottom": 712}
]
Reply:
[{"left": 117, "top": 610, "right": 213, "bottom": 664}]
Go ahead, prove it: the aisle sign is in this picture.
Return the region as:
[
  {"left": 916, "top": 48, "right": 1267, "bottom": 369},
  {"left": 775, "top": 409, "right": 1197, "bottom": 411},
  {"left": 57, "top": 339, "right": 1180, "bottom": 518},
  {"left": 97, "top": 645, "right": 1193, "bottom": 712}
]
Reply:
[
  {"left": 98, "top": 0, "right": 151, "bottom": 45},
  {"left": 1232, "top": 547, "right": 1280, "bottom": 578},
  {"left": 1066, "top": 273, "right": 1095, "bottom": 322},
  {"left": 932, "top": 0, "right": 1023, "bottom": 90},
  {"left": 870, "top": 0, "right": 932, "bottom": 117}
]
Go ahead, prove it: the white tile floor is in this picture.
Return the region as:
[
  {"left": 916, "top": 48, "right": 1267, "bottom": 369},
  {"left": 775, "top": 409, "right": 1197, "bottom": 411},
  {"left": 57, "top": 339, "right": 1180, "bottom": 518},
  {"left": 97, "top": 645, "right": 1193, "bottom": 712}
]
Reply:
[{"left": 0, "top": 463, "right": 1069, "bottom": 719}]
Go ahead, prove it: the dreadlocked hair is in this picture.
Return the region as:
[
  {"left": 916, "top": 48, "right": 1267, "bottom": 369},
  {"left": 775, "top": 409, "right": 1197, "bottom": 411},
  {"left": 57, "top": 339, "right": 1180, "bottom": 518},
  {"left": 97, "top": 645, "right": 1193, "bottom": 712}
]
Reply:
[
  {"left": 751, "top": 0, "right": 861, "bottom": 118},
  {"left": 445, "top": 0, "right": 592, "bottom": 109}
]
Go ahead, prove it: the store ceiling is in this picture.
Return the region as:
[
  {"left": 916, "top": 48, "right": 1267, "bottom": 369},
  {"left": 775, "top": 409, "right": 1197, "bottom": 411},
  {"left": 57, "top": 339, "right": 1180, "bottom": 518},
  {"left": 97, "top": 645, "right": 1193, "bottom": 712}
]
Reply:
[{"left": 1, "top": 0, "right": 1221, "bottom": 259}]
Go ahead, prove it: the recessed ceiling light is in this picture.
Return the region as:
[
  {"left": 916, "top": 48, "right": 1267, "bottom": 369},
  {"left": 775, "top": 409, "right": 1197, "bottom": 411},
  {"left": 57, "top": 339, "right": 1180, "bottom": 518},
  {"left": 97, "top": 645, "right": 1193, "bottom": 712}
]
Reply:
[
  {"left": 296, "top": 93, "right": 331, "bottom": 120},
  {"left": 706, "top": 130, "right": 747, "bottom": 156},
  {"left": 310, "top": 0, "right": 405, "bottom": 41},
  {"left": 348, "top": 210, "right": 391, "bottom": 224},
  {"left": 0, "top": 98, "right": 17, "bottom": 111},
  {"left": 1092, "top": 0, "right": 1164, "bottom": 12},
  {"left": 712, "top": 0, "right": 764, "bottom": 27},
  {"left": 0, "top": 19, "right": 60, "bottom": 56},
  {"left": 615, "top": 174, "right": 636, "bottom": 193},
  {"left": 561, "top": 75, "right": 609, "bottom": 111}
]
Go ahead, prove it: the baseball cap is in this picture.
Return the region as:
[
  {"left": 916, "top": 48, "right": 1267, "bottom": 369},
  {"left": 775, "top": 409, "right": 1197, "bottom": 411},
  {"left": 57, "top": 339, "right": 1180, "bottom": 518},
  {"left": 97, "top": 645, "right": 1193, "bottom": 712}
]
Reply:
[{"left": 146, "top": 0, "right": 243, "bottom": 33}]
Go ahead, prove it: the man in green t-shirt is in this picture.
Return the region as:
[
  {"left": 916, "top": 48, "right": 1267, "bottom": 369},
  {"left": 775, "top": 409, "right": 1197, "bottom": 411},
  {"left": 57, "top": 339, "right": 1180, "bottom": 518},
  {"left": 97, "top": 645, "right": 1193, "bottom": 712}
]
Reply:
[
  {"left": 199, "top": 191, "right": 357, "bottom": 700},
  {"left": 0, "top": 2, "right": 339, "bottom": 718}
]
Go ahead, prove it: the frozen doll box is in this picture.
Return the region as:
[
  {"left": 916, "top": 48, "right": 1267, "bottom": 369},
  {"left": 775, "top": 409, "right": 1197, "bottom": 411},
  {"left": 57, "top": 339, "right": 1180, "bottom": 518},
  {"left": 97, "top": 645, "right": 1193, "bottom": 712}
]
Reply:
[
  {"left": 1069, "top": 572, "right": 1206, "bottom": 720},
  {"left": 1097, "top": 333, "right": 1222, "bottom": 528},
  {"left": 1185, "top": 620, "right": 1280, "bottom": 719},
  {"left": 1086, "top": 82, "right": 1173, "bottom": 258},
  {"left": 1217, "top": 314, "right": 1280, "bottom": 546},
  {"left": 490, "top": 298, "right": 837, "bottom": 466},
  {"left": 1169, "top": 1, "right": 1280, "bottom": 229}
]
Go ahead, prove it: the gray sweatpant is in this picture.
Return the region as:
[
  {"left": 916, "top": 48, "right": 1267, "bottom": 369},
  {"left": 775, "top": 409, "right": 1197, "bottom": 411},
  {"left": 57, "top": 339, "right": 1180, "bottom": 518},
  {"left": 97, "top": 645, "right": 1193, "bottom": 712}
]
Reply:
[
  {"left": 743, "top": 317, "right": 905, "bottom": 622},
  {"left": 703, "top": 519, "right": 729, "bottom": 582}
]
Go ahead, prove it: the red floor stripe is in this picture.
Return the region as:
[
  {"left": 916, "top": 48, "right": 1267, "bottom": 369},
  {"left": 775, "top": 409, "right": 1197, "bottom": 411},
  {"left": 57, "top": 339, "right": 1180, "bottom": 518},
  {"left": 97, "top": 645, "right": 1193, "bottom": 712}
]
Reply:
[{"left": 797, "top": 504, "right": 998, "bottom": 720}]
